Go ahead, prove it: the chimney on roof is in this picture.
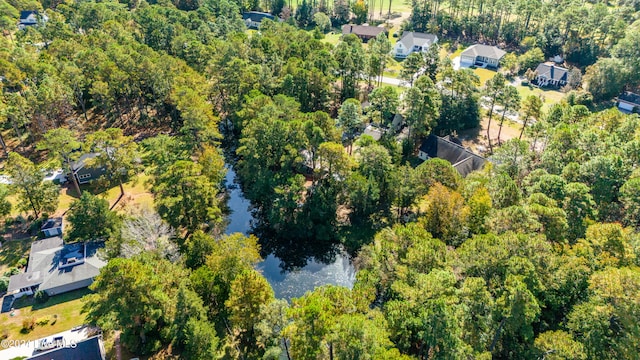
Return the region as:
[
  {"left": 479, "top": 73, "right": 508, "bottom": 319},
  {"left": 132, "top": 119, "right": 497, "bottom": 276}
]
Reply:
[{"left": 550, "top": 65, "right": 554, "bottom": 80}]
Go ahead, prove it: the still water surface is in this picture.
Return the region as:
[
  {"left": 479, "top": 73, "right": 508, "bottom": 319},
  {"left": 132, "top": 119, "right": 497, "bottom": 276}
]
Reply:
[{"left": 223, "top": 167, "right": 356, "bottom": 300}]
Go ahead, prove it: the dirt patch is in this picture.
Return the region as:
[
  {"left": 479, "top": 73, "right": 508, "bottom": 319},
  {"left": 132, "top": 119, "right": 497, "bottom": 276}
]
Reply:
[{"left": 459, "top": 116, "right": 524, "bottom": 154}]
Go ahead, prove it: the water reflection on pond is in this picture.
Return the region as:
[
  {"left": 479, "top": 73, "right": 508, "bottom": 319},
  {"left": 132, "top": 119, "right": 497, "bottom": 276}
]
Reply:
[{"left": 223, "top": 166, "right": 356, "bottom": 300}]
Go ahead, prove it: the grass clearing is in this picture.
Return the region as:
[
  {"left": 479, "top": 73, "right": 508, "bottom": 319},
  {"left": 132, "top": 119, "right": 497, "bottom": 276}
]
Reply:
[
  {"left": 1, "top": 288, "right": 90, "bottom": 341},
  {"left": 320, "top": 31, "right": 342, "bottom": 45},
  {"left": 473, "top": 68, "right": 497, "bottom": 86},
  {"left": 0, "top": 237, "right": 32, "bottom": 274},
  {"left": 516, "top": 85, "right": 565, "bottom": 111}
]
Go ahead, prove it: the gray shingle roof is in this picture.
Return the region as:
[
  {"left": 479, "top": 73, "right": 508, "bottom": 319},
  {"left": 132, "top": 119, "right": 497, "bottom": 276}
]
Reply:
[
  {"left": 419, "top": 134, "right": 486, "bottom": 177},
  {"left": 397, "top": 32, "right": 438, "bottom": 50},
  {"left": 460, "top": 44, "right": 507, "bottom": 61},
  {"left": 619, "top": 92, "right": 640, "bottom": 105},
  {"left": 28, "top": 335, "right": 106, "bottom": 360},
  {"left": 71, "top": 153, "right": 100, "bottom": 172},
  {"left": 8, "top": 240, "right": 106, "bottom": 293},
  {"left": 342, "top": 24, "right": 386, "bottom": 37},
  {"left": 535, "top": 63, "right": 568, "bottom": 82},
  {"left": 41, "top": 217, "right": 63, "bottom": 230}
]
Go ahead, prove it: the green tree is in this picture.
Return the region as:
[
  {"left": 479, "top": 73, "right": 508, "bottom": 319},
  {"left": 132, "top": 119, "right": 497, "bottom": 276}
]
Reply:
[
  {"left": 84, "top": 128, "right": 140, "bottom": 197},
  {"left": 256, "top": 299, "right": 292, "bottom": 360},
  {"left": 337, "top": 98, "right": 363, "bottom": 153},
  {"left": 330, "top": 311, "right": 404, "bottom": 359},
  {"left": 312, "top": 12, "right": 331, "bottom": 33},
  {"left": 5, "top": 153, "right": 59, "bottom": 218},
  {"left": 67, "top": 192, "right": 120, "bottom": 242},
  {"left": 37, "top": 128, "right": 83, "bottom": 196},
  {"left": 84, "top": 254, "right": 187, "bottom": 354},
  {"left": 152, "top": 160, "right": 222, "bottom": 236},
  {"left": 403, "top": 75, "right": 441, "bottom": 142},
  {"left": 519, "top": 95, "right": 543, "bottom": 140},
  {"left": 0, "top": 184, "right": 12, "bottom": 219},
  {"left": 400, "top": 52, "right": 423, "bottom": 86},
  {"left": 172, "top": 86, "right": 220, "bottom": 150},
  {"left": 568, "top": 267, "right": 640, "bottom": 359},
  {"left": 621, "top": 177, "right": 640, "bottom": 229},
  {"left": 352, "top": 0, "right": 368, "bottom": 24},
  {"left": 583, "top": 58, "right": 628, "bottom": 102},
  {"left": 517, "top": 47, "right": 545, "bottom": 72},
  {"left": 496, "top": 85, "right": 521, "bottom": 146},
  {"left": 483, "top": 73, "right": 506, "bottom": 153},
  {"left": 190, "top": 233, "right": 262, "bottom": 326},
  {"left": 286, "top": 285, "right": 357, "bottom": 359},
  {"left": 489, "top": 173, "right": 522, "bottom": 209},
  {"left": 225, "top": 269, "right": 275, "bottom": 357},
  {"left": 563, "top": 182, "right": 596, "bottom": 243},
  {"left": 368, "top": 86, "right": 399, "bottom": 126},
  {"left": 334, "top": 35, "right": 365, "bottom": 100},
  {"left": 418, "top": 183, "right": 469, "bottom": 246}
]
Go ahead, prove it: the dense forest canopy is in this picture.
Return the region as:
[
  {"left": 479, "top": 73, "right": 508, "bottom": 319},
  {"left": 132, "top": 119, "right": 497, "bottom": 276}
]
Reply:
[{"left": 0, "top": 0, "right": 639, "bottom": 359}]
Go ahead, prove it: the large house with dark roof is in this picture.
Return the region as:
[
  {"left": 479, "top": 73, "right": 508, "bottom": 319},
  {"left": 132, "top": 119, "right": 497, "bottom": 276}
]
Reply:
[
  {"left": 342, "top": 24, "right": 387, "bottom": 42},
  {"left": 7, "top": 236, "right": 106, "bottom": 298},
  {"left": 534, "top": 62, "right": 568, "bottom": 87},
  {"left": 418, "top": 134, "right": 487, "bottom": 177},
  {"left": 618, "top": 92, "right": 640, "bottom": 113},
  {"left": 460, "top": 44, "right": 506, "bottom": 68},
  {"left": 28, "top": 335, "right": 106, "bottom": 360},
  {"left": 242, "top": 11, "right": 277, "bottom": 29},
  {"left": 394, "top": 32, "right": 438, "bottom": 58}
]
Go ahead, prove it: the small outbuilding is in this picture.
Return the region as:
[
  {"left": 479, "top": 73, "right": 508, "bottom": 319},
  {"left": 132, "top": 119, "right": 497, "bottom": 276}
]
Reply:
[
  {"left": 41, "top": 217, "right": 63, "bottom": 237},
  {"left": 618, "top": 92, "right": 640, "bottom": 114}
]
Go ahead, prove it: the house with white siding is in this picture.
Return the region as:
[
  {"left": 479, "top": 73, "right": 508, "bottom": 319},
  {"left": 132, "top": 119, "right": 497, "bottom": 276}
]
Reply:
[{"left": 394, "top": 32, "right": 438, "bottom": 58}]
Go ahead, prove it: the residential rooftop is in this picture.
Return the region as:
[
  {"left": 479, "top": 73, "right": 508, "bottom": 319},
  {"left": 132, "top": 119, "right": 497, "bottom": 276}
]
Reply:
[{"left": 460, "top": 44, "right": 507, "bottom": 60}]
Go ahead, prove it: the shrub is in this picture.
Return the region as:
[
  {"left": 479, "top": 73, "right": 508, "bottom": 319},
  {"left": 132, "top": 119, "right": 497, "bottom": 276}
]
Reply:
[
  {"left": 16, "top": 258, "right": 27, "bottom": 269},
  {"left": 0, "top": 276, "right": 9, "bottom": 293},
  {"left": 21, "top": 317, "right": 36, "bottom": 333},
  {"left": 34, "top": 290, "right": 49, "bottom": 304},
  {"left": 4, "top": 267, "right": 20, "bottom": 276}
]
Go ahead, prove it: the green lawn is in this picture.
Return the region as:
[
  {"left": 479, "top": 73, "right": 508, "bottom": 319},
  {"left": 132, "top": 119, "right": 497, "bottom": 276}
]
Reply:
[
  {"left": 516, "top": 85, "right": 565, "bottom": 111},
  {"left": 1, "top": 288, "right": 90, "bottom": 341},
  {"left": 0, "top": 238, "right": 32, "bottom": 274},
  {"left": 320, "top": 31, "right": 342, "bottom": 46},
  {"left": 54, "top": 173, "right": 153, "bottom": 216},
  {"left": 473, "top": 68, "right": 497, "bottom": 86}
]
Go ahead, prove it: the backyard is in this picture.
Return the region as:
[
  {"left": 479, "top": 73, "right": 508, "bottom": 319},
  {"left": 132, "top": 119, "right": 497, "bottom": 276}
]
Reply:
[
  {"left": 516, "top": 84, "right": 565, "bottom": 111},
  {"left": 0, "top": 288, "right": 89, "bottom": 341},
  {"left": 0, "top": 237, "right": 32, "bottom": 274}
]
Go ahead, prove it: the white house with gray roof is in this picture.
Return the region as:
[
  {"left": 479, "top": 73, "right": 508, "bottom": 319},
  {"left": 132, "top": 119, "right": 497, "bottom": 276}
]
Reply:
[
  {"left": 394, "top": 32, "right": 438, "bottom": 58},
  {"left": 7, "top": 236, "right": 106, "bottom": 298},
  {"left": 460, "top": 44, "right": 506, "bottom": 68}
]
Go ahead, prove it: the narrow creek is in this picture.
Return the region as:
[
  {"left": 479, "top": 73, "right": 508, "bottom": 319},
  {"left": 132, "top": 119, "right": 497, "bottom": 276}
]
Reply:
[{"left": 223, "top": 166, "right": 356, "bottom": 300}]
